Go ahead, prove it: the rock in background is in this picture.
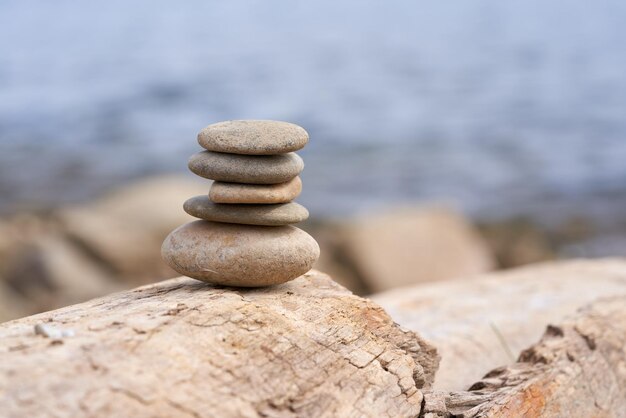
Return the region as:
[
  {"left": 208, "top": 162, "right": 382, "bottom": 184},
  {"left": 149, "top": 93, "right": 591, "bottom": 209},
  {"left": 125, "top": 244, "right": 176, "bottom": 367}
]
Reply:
[
  {"left": 311, "top": 207, "right": 496, "bottom": 294},
  {"left": 0, "top": 174, "right": 615, "bottom": 322},
  {"left": 0, "top": 176, "right": 207, "bottom": 321},
  {"left": 56, "top": 175, "right": 208, "bottom": 281}
]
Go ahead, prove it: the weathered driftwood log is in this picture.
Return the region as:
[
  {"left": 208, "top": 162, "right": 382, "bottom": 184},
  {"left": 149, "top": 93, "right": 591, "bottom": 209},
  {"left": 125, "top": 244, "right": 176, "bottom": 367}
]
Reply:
[
  {"left": 420, "top": 295, "right": 626, "bottom": 417},
  {"left": 372, "top": 259, "right": 626, "bottom": 390},
  {"left": 0, "top": 270, "right": 438, "bottom": 418}
]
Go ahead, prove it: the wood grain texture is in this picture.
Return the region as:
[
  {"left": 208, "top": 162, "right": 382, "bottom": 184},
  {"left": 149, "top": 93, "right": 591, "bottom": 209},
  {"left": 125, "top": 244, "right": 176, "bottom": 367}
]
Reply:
[
  {"left": 421, "top": 295, "right": 626, "bottom": 417},
  {"left": 373, "top": 259, "right": 626, "bottom": 390},
  {"left": 0, "top": 270, "right": 438, "bottom": 418}
]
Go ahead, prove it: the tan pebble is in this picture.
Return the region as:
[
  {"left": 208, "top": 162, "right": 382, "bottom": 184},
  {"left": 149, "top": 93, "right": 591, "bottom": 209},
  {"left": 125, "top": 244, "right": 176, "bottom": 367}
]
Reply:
[
  {"left": 184, "top": 196, "right": 308, "bottom": 226},
  {"left": 161, "top": 220, "right": 320, "bottom": 286},
  {"left": 209, "top": 177, "right": 302, "bottom": 204},
  {"left": 197, "top": 120, "right": 309, "bottom": 155},
  {"left": 188, "top": 151, "right": 303, "bottom": 184}
]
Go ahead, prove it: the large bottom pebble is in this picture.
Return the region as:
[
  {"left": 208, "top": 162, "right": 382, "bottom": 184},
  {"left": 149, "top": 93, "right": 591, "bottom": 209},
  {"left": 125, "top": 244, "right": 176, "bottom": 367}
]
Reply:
[{"left": 161, "top": 220, "right": 320, "bottom": 286}]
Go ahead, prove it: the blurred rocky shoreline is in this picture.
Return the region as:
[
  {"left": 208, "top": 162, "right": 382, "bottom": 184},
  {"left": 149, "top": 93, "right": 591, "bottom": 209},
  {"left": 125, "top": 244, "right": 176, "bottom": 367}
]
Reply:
[{"left": 0, "top": 175, "right": 623, "bottom": 322}]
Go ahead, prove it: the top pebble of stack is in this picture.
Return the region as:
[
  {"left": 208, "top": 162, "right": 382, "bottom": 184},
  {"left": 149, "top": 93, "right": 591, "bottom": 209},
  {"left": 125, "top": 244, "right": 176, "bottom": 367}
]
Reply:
[{"left": 198, "top": 120, "right": 309, "bottom": 155}]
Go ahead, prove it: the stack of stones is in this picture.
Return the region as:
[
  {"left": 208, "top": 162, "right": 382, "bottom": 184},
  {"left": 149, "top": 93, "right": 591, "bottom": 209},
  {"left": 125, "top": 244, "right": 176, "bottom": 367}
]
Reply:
[{"left": 161, "top": 120, "right": 320, "bottom": 287}]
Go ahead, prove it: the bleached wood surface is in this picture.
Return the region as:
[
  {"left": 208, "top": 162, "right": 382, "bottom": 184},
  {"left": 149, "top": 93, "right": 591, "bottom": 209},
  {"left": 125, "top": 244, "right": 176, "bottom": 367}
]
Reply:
[
  {"left": 421, "top": 295, "right": 626, "bottom": 417},
  {"left": 373, "top": 259, "right": 626, "bottom": 391},
  {"left": 0, "top": 270, "right": 438, "bottom": 418}
]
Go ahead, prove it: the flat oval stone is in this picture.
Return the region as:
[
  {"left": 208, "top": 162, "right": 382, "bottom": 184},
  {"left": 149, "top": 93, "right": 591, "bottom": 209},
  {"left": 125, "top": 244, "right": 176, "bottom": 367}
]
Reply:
[
  {"left": 209, "top": 177, "right": 302, "bottom": 204},
  {"left": 184, "top": 196, "right": 309, "bottom": 225},
  {"left": 161, "top": 220, "right": 320, "bottom": 286},
  {"left": 188, "top": 151, "right": 303, "bottom": 184},
  {"left": 198, "top": 120, "right": 309, "bottom": 155}
]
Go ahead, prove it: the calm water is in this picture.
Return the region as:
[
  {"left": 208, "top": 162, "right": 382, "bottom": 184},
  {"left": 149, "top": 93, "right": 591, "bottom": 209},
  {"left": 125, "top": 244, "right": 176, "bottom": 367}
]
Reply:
[{"left": 1, "top": 0, "right": 626, "bottom": 227}]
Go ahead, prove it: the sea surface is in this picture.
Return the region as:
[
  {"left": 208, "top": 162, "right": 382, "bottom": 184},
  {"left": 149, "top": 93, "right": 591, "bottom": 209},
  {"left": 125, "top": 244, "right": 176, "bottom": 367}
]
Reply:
[{"left": 1, "top": 0, "right": 626, "bottom": 231}]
